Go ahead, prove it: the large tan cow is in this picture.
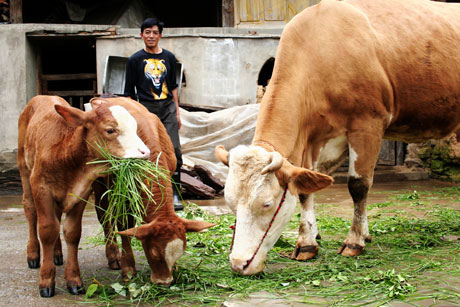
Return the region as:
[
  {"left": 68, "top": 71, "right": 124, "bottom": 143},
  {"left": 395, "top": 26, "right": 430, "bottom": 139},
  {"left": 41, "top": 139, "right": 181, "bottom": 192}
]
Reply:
[
  {"left": 90, "top": 97, "right": 215, "bottom": 286},
  {"left": 215, "top": 0, "right": 460, "bottom": 275},
  {"left": 18, "top": 95, "right": 151, "bottom": 297}
]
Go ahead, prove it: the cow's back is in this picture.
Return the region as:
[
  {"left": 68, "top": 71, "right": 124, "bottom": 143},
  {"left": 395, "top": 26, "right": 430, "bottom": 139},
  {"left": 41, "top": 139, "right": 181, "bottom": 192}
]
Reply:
[
  {"left": 277, "top": 0, "right": 460, "bottom": 143},
  {"left": 347, "top": 0, "right": 460, "bottom": 141}
]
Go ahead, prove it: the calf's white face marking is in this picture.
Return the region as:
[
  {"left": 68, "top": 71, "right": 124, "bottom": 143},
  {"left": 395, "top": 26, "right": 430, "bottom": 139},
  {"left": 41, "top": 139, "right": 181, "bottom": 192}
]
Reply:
[
  {"left": 109, "top": 106, "right": 150, "bottom": 159},
  {"left": 164, "top": 238, "right": 185, "bottom": 270}
]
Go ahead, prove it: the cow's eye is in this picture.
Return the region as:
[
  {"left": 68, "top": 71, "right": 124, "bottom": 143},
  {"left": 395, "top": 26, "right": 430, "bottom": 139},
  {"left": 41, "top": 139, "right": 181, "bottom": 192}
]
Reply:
[
  {"left": 106, "top": 128, "right": 116, "bottom": 134},
  {"left": 263, "top": 201, "right": 273, "bottom": 208}
]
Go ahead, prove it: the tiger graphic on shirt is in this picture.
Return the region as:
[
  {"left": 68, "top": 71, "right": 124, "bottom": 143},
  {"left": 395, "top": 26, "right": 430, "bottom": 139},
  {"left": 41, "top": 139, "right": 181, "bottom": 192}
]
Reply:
[{"left": 144, "top": 58, "right": 168, "bottom": 100}]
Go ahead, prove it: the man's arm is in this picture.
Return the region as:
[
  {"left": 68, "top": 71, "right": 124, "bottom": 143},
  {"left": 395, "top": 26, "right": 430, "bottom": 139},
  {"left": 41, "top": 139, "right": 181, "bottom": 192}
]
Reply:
[{"left": 172, "top": 87, "right": 181, "bottom": 129}]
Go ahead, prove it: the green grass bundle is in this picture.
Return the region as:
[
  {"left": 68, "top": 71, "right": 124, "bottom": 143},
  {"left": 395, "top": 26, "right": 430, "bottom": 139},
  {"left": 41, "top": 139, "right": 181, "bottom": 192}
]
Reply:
[{"left": 88, "top": 142, "right": 172, "bottom": 236}]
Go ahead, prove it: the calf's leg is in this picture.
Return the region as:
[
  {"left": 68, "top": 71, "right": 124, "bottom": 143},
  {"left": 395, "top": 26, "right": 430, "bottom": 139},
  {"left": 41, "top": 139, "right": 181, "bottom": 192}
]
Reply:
[
  {"left": 22, "top": 182, "right": 40, "bottom": 269},
  {"left": 291, "top": 194, "right": 320, "bottom": 260},
  {"left": 63, "top": 201, "right": 86, "bottom": 295},
  {"left": 35, "top": 193, "right": 60, "bottom": 297},
  {"left": 53, "top": 207, "right": 64, "bottom": 266},
  {"left": 93, "top": 178, "right": 120, "bottom": 270}
]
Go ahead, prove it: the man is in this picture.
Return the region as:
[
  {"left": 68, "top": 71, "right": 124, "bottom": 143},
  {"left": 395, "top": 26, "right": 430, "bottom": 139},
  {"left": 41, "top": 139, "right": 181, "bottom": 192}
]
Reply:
[{"left": 124, "top": 17, "right": 184, "bottom": 211}]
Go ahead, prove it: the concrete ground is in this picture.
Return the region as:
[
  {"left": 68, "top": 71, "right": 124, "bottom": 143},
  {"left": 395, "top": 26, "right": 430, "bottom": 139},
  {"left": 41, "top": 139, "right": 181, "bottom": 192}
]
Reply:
[{"left": 0, "top": 177, "right": 459, "bottom": 306}]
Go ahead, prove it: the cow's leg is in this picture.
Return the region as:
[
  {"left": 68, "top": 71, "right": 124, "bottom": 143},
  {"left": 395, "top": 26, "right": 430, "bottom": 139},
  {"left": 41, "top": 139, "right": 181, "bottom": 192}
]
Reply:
[
  {"left": 63, "top": 201, "right": 86, "bottom": 295},
  {"left": 338, "top": 130, "right": 382, "bottom": 256},
  {"left": 93, "top": 178, "right": 120, "bottom": 270},
  {"left": 35, "top": 193, "right": 60, "bottom": 297},
  {"left": 290, "top": 193, "right": 319, "bottom": 260},
  {"left": 53, "top": 207, "right": 64, "bottom": 266},
  {"left": 22, "top": 179, "right": 41, "bottom": 269}
]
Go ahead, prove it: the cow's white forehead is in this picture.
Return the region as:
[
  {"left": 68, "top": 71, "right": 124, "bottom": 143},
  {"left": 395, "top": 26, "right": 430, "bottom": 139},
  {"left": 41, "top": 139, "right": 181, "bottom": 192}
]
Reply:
[
  {"left": 227, "top": 145, "right": 278, "bottom": 203},
  {"left": 109, "top": 105, "right": 137, "bottom": 132}
]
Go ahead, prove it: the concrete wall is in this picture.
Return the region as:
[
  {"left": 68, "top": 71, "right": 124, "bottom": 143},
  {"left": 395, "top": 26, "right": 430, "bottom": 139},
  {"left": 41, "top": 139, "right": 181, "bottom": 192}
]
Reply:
[
  {"left": 0, "top": 24, "right": 117, "bottom": 172},
  {"left": 0, "top": 25, "right": 32, "bottom": 172},
  {"left": 0, "top": 25, "right": 282, "bottom": 172},
  {"left": 96, "top": 27, "right": 282, "bottom": 109}
]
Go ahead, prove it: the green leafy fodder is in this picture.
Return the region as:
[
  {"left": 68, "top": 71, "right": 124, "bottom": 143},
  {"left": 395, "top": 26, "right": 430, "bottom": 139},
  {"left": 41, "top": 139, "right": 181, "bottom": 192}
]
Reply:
[{"left": 88, "top": 142, "right": 172, "bottom": 237}]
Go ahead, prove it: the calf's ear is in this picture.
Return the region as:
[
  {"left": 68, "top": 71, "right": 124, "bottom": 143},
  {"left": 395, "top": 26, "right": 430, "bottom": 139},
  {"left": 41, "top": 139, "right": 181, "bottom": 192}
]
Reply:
[
  {"left": 118, "top": 223, "right": 152, "bottom": 240},
  {"left": 215, "top": 145, "right": 229, "bottom": 166},
  {"left": 181, "top": 218, "right": 216, "bottom": 232},
  {"left": 55, "top": 104, "right": 85, "bottom": 128},
  {"left": 280, "top": 162, "right": 334, "bottom": 195},
  {"left": 90, "top": 98, "right": 108, "bottom": 109}
]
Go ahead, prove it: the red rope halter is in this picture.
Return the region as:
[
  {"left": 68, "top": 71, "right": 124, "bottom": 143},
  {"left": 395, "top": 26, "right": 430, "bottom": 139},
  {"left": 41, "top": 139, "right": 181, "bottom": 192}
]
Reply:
[{"left": 230, "top": 187, "right": 288, "bottom": 270}]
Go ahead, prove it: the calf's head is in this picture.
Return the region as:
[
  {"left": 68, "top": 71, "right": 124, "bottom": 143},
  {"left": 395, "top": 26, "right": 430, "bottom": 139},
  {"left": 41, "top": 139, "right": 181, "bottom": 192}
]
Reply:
[
  {"left": 215, "top": 145, "right": 333, "bottom": 275},
  {"left": 54, "top": 99, "right": 150, "bottom": 160},
  {"left": 119, "top": 217, "right": 215, "bottom": 285}
]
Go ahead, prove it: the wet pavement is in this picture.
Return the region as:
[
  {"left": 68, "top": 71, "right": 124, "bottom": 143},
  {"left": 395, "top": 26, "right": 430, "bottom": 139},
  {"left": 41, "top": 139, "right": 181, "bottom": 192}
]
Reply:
[{"left": 0, "top": 179, "right": 459, "bottom": 306}]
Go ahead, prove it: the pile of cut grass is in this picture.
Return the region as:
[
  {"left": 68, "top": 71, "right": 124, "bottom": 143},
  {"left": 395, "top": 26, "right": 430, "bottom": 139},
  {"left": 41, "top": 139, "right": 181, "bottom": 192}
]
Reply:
[{"left": 88, "top": 142, "right": 172, "bottom": 236}]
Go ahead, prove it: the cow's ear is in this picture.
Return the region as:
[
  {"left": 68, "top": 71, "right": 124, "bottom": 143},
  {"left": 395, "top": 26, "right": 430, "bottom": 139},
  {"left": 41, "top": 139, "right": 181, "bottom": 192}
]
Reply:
[
  {"left": 280, "top": 162, "right": 334, "bottom": 195},
  {"left": 181, "top": 218, "right": 216, "bottom": 233},
  {"left": 215, "top": 145, "right": 229, "bottom": 166},
  {"left": 118, "top": 223, "right": 152, "bottom": 240},
  {"left": 55, "top": 104, "right": 84, "bottom": 128}
]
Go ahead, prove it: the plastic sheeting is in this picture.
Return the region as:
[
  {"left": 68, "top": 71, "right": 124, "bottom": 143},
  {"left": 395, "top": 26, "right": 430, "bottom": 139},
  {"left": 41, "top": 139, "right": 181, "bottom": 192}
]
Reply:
[{"left": 179, "top": 104, "right": 260, "bottom": 182}]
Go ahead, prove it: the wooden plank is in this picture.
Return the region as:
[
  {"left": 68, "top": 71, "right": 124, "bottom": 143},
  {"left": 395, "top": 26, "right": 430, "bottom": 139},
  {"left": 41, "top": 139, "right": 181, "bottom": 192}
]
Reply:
[
  {"left": 222, "top": 0, "right": 235, "bottom": 27},
  {"left": 9, "top": 0, "right": 22, "bottom": 23},
  {"left": 239, "top": 0, "right": 261, "bottom": 22},
  {"left": 41, "top": 73, "right": 97, "bottom": 81},
  {"left": 263, "top": 0, "right": 286, "bottom": 21},
  {"left": 47, "top": 90, "right": 96, "bottom": 96}
]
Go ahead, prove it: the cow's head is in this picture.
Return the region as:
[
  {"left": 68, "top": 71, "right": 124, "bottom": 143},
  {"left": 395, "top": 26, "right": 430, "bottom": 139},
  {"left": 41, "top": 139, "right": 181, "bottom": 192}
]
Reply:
[
  {"left": 54, "top": 99, "right": 150, "bottom": 160},
  {"left": 118, "top": 217, "right": 215, "bottom": 285},
  {"left": 215, "top": 145, "right": 333, "bottom": 275}
]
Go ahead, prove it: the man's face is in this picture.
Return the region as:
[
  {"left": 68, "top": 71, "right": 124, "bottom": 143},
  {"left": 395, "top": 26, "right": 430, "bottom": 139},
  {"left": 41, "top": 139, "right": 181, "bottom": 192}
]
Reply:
[{"left": 141, "top": 25, "right": 162, "bottom": 50}]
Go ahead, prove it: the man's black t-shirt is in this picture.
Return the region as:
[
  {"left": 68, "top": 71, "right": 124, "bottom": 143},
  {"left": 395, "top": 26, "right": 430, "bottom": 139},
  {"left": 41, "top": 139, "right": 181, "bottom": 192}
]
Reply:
[{"left": 124, "top": 49, "right": 178, "bottom": 102}]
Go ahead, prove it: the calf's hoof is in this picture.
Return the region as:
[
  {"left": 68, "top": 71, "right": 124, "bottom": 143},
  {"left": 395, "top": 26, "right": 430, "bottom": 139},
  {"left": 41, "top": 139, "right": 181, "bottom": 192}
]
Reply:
[
  {"left": 39, "top": 284, "right": 55, "bottom": 297},
  {"left": 290, "top": 245, "right": 318, "bottom": 261},
  {"left": 337, "top": 243, "right": 364, "bottom": 256},
  {"left": 108, "top": 259, "right": 121, "bottom": 270},
  {"left": 67, "top": 283, "right": 86, "bottom": 295},
  {"left": 54, "top": 255, "right": 64, "bottom": 266},
  {"left": 28, "top": 259, "right": 40, "bottom": 269}
]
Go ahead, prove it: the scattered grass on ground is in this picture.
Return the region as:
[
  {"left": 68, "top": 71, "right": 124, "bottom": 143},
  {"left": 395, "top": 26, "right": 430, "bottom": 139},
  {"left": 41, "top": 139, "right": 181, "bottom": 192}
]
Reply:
[{"left": 83, "top": 187, "right": 460, "bottom": 306}]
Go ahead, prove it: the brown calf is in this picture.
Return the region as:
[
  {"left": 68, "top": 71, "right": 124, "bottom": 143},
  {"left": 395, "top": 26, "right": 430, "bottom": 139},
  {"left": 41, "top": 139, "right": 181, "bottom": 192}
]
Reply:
[
  {"left": 17, "top": 95, "right": 150, "bottom": 297},
  {"left": 91, "top": 97, "right": 215, "bottom": 285}
]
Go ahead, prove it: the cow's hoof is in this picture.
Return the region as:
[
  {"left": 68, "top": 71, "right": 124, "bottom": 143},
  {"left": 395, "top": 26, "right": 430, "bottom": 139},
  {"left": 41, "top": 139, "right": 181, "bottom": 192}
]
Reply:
[
  {"left": 67, "top": 284, "right": 85, "bottom": 295},
  {"left": 54, "top": 255, "right": 64, "bottom": 266},
  {"left": 108, "top": 259, "right": 121, "bottom": 270},
  {"left": 365, "top": 236, "right": 372, "bottom": 243},
  {"left": 28, "top": 259, "right": 40, "bottom": 269},
  {"left": 337, "top": 243, "right": 364, "bottom": 256},
  {"left": 39, "top": 285, "right": 55, "bottom": 297},
  {"left": 290, "top": 245, "right": 318, "bottom": 261}
]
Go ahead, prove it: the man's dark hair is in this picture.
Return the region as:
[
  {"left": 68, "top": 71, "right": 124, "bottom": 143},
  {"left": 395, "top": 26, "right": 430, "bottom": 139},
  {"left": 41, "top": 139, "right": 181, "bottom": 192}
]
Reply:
[{"left": 141, "top": 18, "right": 164, "bottom": 34}]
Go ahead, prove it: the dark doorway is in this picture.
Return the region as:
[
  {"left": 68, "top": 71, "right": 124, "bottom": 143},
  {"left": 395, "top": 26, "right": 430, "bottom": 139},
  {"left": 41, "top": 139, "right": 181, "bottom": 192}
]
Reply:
[
  {"left": 30, "top": 36, "right": 97, "bottom": 109},
  {"left": 257, "top": 57, "right": 275, "bottom": 87},
  {"left": 21, "top": 0, "right": 223, "bottom": 27}
]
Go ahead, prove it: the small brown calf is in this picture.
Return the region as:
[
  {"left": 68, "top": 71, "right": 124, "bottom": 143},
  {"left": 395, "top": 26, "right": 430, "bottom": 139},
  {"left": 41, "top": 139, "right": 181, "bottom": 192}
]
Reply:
[{"left": 17, "top": 95, "right": 150, "bottom": 297}]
